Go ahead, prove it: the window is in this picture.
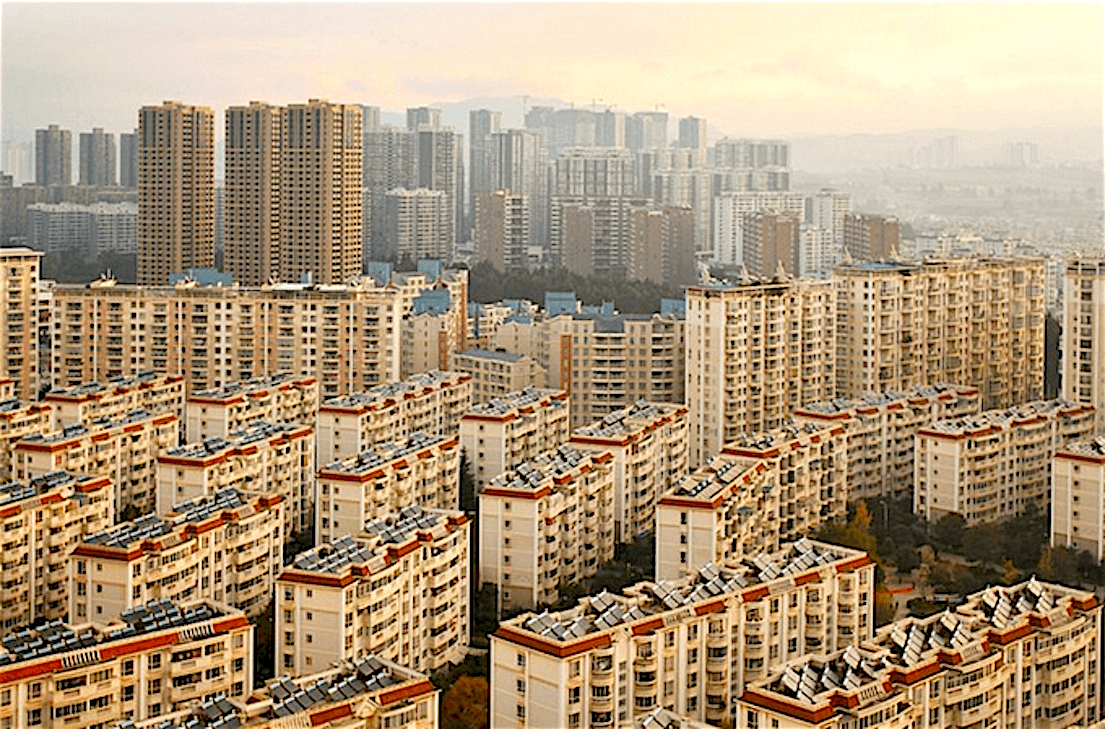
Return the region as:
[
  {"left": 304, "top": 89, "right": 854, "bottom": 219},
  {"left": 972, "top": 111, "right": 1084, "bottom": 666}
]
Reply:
[
  {"left": 147, "top": 679, "right": 161, "bottom": 695},
  {"left": 26, "top": 710, "right": 41, "bottom": 727},
  {"left": 517, "top": 679, "right": 525, "bottom": 694},
  {"left": 569, "top": 687, "right": 580, "bottom": 704},
  {"left": 517, "top": 653, "right": 526, "bottom": 667},
  {"left": 148, "top": 654, "right": 161, "bottom": 669},
  {"left": 122, "top": 661, "right": 134, "bottom": 677},
  {"left": 516, "top": 705, "right": 525, "bottom": 719}
]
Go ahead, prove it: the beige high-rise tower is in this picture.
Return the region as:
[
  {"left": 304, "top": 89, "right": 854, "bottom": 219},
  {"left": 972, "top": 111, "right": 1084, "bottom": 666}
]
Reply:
[
  {"left": 136, "top": 101, "right": 215, "bottom": 285},
  {"left": 225, "top": 102, "right": 281, "bottom": 285},
  {"left": 1063, "top": 256, "right": 1105, "bottom": 432},
  {"left": 279, "top": 99, "right": 363, "bottom": 284}
]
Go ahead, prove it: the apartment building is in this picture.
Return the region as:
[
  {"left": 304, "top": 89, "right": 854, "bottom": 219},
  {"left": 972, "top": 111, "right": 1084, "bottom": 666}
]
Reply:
[
  {"left": 0, "top": 471, "right": 113, "bottom": 633},
  {"left": 277, "top": 506, "right": 470, "bottom": 676},
  {"left": 1051, "top": 437, "right": 1105, "bottom": 559},
  {"left": 490, "top": 540, "right": 874, "bottom": 729},
  {"left": 541, "top": 313, "right": 686, "bottom": 429},
  {"left": 50, "top": 277, "right": 408, "bottom": 398},
  {"left": 685, "top": 279, "right": 835, "bottom": 468},
  {"left": 834, "top": 257, "right": 1046, "bottom": 410},
  {"left": 915, "top": 399, "right": 1097, "bottom": 526},
  {"left": 842, "top": 212, "right": 900, "bottom": 261},
  {"left": 316, "top": 433, "right": 460, "bottom": 541},
  {"left": 317, "top": 370, "right": 472, "bottom": 464},
  {"left": 1063, "top": 256, "right": 1105, "bottom": 433},
  {"left": 0, "top": 398, "right": 53, "bottom": 479},
  {"left": 157, "top": 420, "right": 315, "bottom": 534},
  {"left": 401, "top": 294, "right": 465, "bottom": 378},
  {"left": 137, "top": 101, "right": 216, "bottom": 285},
  {"left": 14, "top": 409, "right": 178, "bottom": 515},
  {"left": 479, "top": 445, "right": 616, "bottom": 610},
  {"left": 450, "top": 349, "right": 548, "bottom": 403},
  {"left": 185, "top": 373, "right": 318, "bottom": 441},
  {"left": 793, "top": 383, "right": 981, "bottom": 500},
  {"left": 570, "top": 401, "right": 689, "bottom": 543},
  {"left": 655, "top": 421, "right": 848, "bottom": 581},
  {"left": 740, "top": 578, "right": 1101, "bottom": 729},
  {"left": 0, "top": 247, "right": 42, "bottom": 400},
  {"left": 117, "top": 658, "right": 439, "bottom": 729},
  {"left": 45, "top": 372, "right": 186, "bottom": 429},
  {"left": 0, "top": 600, "right": 253, "bottom": 729},
  {"left": 460, "top": 388, "right": 571, "bottom": 491},
  {"left": 70, "top": 488, "right": 284, "bottom": 621}
]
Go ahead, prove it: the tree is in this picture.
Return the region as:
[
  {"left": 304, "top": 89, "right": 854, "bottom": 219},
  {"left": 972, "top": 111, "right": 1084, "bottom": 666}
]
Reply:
[
  {"left": 252, "top": 599, "right": 275, "bottom": 688},
  {"left": 932, "top": 513, "right": 965, "bottom": 551},
  {"left": 1002, "top": 560, "right": 1019, "bottom": 585},
  {"left": 874, "top": 590, "right": 896, "bottom": 626},
  {"left": 441, "top": 676, "right": 489, "bottom": 729}
]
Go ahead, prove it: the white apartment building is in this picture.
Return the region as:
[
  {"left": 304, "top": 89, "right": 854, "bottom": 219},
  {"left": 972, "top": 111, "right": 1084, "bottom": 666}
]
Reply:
[
  {"left": 316, "top": 432, "right": 460, "bottom": 541},
  {"left": 570, "top": 401, "right": 689, "bottom": 543},
  {"left": 793, "top": 383, "right": 982, "bottom": 500},
  {"left": 1051, "top": 437, "right": 1105, "bottom": 559},
  {"left": 461, "top": 388, "right": 571, "bottom": 491},
  {"left": 14, "top": 409, "right": 178, "bottom": 515},
  {"left": 0, "top": 600, "right": 254, "bottom": 729},
  {"left": 44, "top": 372, "right": 186, "bottom": 430},
  {"left": 1063, "top": 256, "right": 1105, "bottom": 433},
  {"left": 27, "top": 201, "right": 138, "bottom": 256},
  {"left": 157, "top": 420, "right": 315, "bottom": 535},
  {"left": 740, "top": 578, "right": 1102, "bottom": 729},
  {"left": 70, "top": 488, "right": 284, "bottom": 621},
  {"left": 185, "top": 373, "right": 318, "bottom": 441},
  {"left": 0, "top": 399, "right": 53, "bottom": 480},
  {"left": 540, "top": 314, "right": 686, "bottom": 429},
  {"left": 915, "top": 399, "right": 1097, "bottom": 526},
  {"left": 277, "top": 506, "right": 470, "bottom": 676},
  {"left": 834, "top": 257, "right": 1046, "bottom": 410},
  {"left": 684, "top": 279, "right": 835, "bottom": 468},
  {"left": 0, "top": 471, "right": 113, "bottom": 633},
  {"left": 317, "top": 370, "right": 471, "bottom": 464},
  {"left": 479, "top": 445, "right": 616, "bottom": 610},
  {"left": 711, "top": 191, "right": 805, "bottom": 266},
  {"left": 450, "top": 349, "right": 548, "bottom": 404},
  {"left": 656, "top": 422, "right": 848, "bottom": 582},
  {"left": 0, "top": 247, "right": 42, "bottom": 400},
  {"left": 119, "top": 658, "right": 439, "bottom": 729},
  {"left": 51, "top": 277, "right": 413, "bottom": 398},
  {"left": 490, "top": 540, "right": 874, "bottom": 729}
]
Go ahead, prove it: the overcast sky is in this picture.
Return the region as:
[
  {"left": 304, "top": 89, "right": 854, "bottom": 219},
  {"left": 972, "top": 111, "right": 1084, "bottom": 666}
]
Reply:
[{"left": 2, "top": 2, "right": 1102, "bottom": 143}]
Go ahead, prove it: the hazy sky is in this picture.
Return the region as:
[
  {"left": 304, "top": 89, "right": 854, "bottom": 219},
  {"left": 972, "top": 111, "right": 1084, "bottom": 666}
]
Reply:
[{"left": 2, "top": 2, "right": 1102, "bottom": 143}]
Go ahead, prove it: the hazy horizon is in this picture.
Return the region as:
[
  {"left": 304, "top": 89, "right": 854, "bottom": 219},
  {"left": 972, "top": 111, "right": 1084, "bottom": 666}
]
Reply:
[{"left": 2, "top": 2, "right": 1102, "bottom": 146}]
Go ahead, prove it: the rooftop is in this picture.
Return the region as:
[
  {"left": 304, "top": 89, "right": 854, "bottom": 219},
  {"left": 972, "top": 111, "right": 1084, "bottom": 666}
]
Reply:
[
  {"left": 0, "top": 599, "right": 227, "bottom": 667},
  {"left": 0, "top": 470, "right": 102, "bottom": 507},
  {"left": 485, "top": 445, "right": 601, "bottom": 494},
  {"left": 923, "top": 398, "right": 1089, "bottom": 435},
  {"left": 454, "top": 348, "right": 524, "bottom": 363},
  {"left": 761, "top": 646, "right": 891, "bottom": 706},
  {"left": 466, "top": 386, "right": 565, "bottom": 417},
  {"left": 796, "top": 383, "right": 975, "bottom": 415},
  {"left": 19, "top": 408, "right": 163, "bottom": 444},
  {"left": 320, "top": 370, "right": 464, "bottom": 410},
  {"left": 188, "top": 373, "right": 308, "bottom": 401},
  {"left": 572, "top": 400, "right": 682, "bottom": 440},
  {"left": 1061, "top": 436, "right": 1105, "bottom": 458},
  {"left": 507, "top": 540, "right": 860, "bottom": 641},
  {"left": 46, "top": 371, "right": 170, "bottom": 399},
  {"left": 320, "top": 432, "right": 445, "bottom": 473},
  {"left": 163, "top": 420, "right": 306, "bottom": 458}
]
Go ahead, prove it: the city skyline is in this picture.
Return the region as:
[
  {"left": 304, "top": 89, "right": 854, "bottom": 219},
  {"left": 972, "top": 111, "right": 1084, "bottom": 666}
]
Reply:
[{"left": 2, "top": 2, "right": 1102, "bottom": 146}]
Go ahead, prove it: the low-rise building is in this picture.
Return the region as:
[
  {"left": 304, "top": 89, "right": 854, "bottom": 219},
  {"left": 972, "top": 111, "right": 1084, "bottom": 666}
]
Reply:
[
  {"left": 276, "top": 506, "right": 470, "bottom": 676},
  {"left": 157, "top": 420, "right": 315, "bottom": 535},
  {"left": 0, "top": 398, "right": 53, "bottom": 479},
  {"left": 740, "top": 578, "right": 1102, "bottom": 729},
  {"left": 915, "top": 399, "right": 1097, "bottom": 526},
  {"left": 14, "top": 409, "right": 179, "bottom": 515},
  {"left": 111, "top": 657, "right": 439, "bottom": 729},
  {"left": 655, "top": 422, "right": 848, "bottom": 581},
  {"left": 0, "top": 471, "right": 113, "bottom": 633},
  {"left": 479, "top": 445, "right": 616, "bottom": 610},
  {"left": 185, "top": 373, "right": 318, "bottom": 442},
  {"left": 0, "top": 600, "right": 254, "bottom": 729},
  {"left": 794, "top": 383, "right": 982, "bottom": 500},
  {"left": 490, "top": 540, "right": 874, "bottom": 729},
  {"left": 70, "top": 488, "right": 284, "bottom": 621},
  {"left": 570, "top": 401, "right": 689, "bottom": 543},
  {"left": 316, "top": 433, "right": 460, "bottom": 542},
  {"left": 450, "top": 349, "right": 547, "bottom": 404},
  {"left": 461, "top": 387, "right": 571, "bottom": 492},
  {"left": 45, "top": 372, "right": 186, "bottom": 430},
  {"left": 1051, "top": 437, "right": 1105, "bottom": 559},
  {"left": 317, "top": 371, "right": 472, "bottom": 464}
]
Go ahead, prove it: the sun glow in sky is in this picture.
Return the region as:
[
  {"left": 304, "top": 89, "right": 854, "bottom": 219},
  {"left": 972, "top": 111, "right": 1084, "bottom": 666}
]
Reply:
[{"left": 1, "top": 2, "right": 1102, "bottom": 141}]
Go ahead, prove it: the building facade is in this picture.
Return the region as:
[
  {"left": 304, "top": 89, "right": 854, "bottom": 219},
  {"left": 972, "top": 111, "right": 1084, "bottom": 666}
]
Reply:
[
  {"left": 0, "top": 472, "right": 113, "bottom": 633},
  {"left": 45, "top": 372, "right": 185, "bottom": 430},
  {"left": 185, "top": 373, "right": 318, "bottom": 441},
  {"left": 834, "top": 257, "right": 1046, "bottom": 409},
  {"left": 570, "top": 401, "right": 689, "bottom": 543},
  {"left": 479, "top": 445, "right": 616, "bottom": 610},
  {"left": 1063, "top": 257, "right": 1105, "bottom": 433},
  {"left": 70, "top": 488, "right": 284, "bottom": 621},
  {"left": 224, "top": 101, "right": 281, "bottom": 286},
  {"left": 276, "top": 506, "right": 470, "bottom": 676},
  {"left": 79, "top": 128, "right": 117, "bottom": 187},
  {"left": 451, "top": 350, "right": 548, "bottom": 404},
  {"left": 914, "top": 399, "right": 1097, "bottom": 526},
  {"left": 35, "top": 124, "right": 72, "bottom": 187},
  {"left": 684, "top": 279, "right": 835, "bottom": 467},
  {"left": 137, "top": 101, "right": 215, "bottom": 285},
  {"left": 1051, "top": 438, "right": 1105, "bottom": 559},
  {"left": 0, "top": 247, "right": 42, "bottom": 400}
]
